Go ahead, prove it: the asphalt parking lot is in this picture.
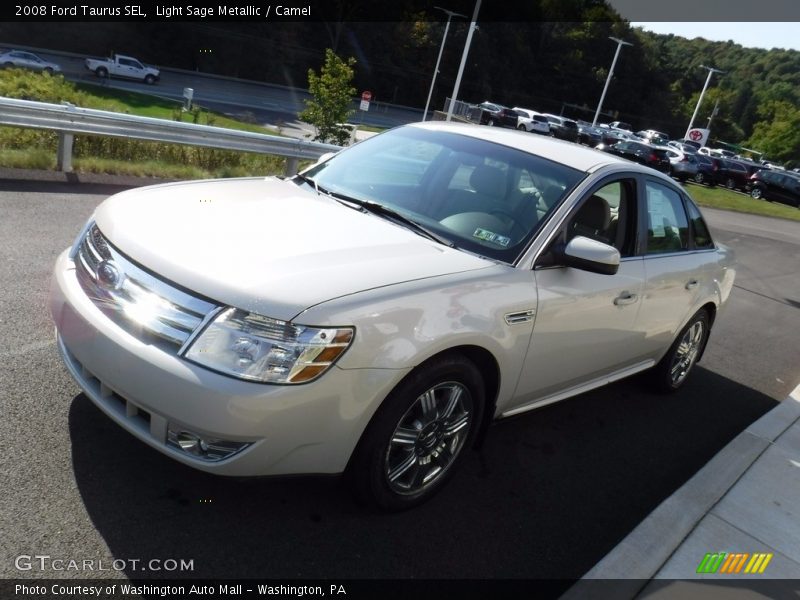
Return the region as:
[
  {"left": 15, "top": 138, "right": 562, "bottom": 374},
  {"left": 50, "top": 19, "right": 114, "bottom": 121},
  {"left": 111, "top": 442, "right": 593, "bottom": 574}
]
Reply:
[{"left": 1, "top": 172, "right": 798, "bottom": 585}]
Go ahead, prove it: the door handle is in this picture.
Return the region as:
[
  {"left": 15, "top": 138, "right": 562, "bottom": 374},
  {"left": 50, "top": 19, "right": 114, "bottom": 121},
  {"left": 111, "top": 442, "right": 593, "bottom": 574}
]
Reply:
[
  {"left": 685, "top": 279, "right": 699, "bottom": 290},
  {"left": 614, "top": 291, "right": 639, "bottom": 306}
]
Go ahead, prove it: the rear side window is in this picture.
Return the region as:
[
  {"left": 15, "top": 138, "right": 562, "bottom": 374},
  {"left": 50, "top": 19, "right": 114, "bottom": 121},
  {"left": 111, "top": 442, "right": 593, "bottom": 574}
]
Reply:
[
  {"left": 645, "top": 182, "right": 689, "bottom": 254},
  {"left": 686, "top": 201, "right": 714, "bottom": 249}
]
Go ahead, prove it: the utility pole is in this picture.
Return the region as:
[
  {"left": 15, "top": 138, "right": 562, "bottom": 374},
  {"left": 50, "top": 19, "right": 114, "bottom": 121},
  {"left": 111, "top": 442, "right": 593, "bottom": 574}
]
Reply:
[
  {"left": 445, "top": 0, "right": 481, "bottom": 122},
  {"left": 685, "top": 65, "right": 724, "bottom": 140},
  {"left": 592, "top": 37, "right": 632, "bottom": 127},
  {"left": 423, "top": 7, "right": 466, "bottom": 121}
]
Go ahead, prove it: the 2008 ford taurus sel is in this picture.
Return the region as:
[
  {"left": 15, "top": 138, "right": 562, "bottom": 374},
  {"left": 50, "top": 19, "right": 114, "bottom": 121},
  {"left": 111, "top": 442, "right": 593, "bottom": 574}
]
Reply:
[{"left": 51, "top": 122, "right": 735, "bottom": 510}]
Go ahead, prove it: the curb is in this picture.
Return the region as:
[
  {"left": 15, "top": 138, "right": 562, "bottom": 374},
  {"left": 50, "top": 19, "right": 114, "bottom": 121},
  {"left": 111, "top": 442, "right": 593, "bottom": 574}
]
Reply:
[{"left": 562, "top": 382, "right": 800, "bottom": 599}]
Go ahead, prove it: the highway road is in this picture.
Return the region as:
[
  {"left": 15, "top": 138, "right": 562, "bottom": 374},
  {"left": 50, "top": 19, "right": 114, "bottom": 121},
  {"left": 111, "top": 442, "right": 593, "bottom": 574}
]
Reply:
[
  {"left": 1, "top": 173, "right": 798, "bottom": 586},
  {"left": 18, "top": 48, "right": 425, "bottom": 131}
]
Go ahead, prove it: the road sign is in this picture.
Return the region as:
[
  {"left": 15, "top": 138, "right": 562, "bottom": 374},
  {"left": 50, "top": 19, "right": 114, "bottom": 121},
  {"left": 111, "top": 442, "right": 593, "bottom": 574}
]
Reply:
[{"left": 361, "top": 91, "right": 372, "bottom": 102}]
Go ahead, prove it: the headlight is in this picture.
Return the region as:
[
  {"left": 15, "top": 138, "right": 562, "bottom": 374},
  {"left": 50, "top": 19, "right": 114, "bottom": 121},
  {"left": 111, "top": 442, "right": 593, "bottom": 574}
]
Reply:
[{"left": 183, "top": 308, "right": 354, "bottom": 384}]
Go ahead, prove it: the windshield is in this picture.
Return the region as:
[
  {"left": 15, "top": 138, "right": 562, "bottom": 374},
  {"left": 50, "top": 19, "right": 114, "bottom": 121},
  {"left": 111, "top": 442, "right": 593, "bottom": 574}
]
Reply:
[{"left": 302, "top": 127, "right": 584, "bottom": 263}]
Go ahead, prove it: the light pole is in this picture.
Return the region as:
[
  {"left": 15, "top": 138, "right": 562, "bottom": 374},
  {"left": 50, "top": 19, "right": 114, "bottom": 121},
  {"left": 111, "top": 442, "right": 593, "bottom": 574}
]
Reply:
[
  {"left": 591, "top": 37, "right": 632, "bottom": 127},
  {"left": 446, "top": 0, "right": 481, "bottom": 122},
  {"left": 422, "top": 7, "right": 466, "bottom": 121},
  {"left": 685, "top": 65, "right": 725, "bottom": 140}
]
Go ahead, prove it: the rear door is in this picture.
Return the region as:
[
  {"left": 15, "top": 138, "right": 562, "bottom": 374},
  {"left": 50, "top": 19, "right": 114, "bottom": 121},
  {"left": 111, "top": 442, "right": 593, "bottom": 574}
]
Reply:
[{"left": 637, "top": 178, "right": 714, "bottom": 358}]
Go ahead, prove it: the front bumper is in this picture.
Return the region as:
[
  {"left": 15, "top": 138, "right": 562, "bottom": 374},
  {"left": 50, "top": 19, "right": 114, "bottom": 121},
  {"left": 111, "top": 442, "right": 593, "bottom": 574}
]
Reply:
[{"left": 50, "top": 249, "right": 408, "bottom": 477}]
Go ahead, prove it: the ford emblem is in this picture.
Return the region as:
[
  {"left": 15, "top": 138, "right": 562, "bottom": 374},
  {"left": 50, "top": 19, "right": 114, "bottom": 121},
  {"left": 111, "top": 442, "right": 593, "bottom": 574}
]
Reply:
[{"left": 96, "top": 260, "right": 123, "bottom": 290}]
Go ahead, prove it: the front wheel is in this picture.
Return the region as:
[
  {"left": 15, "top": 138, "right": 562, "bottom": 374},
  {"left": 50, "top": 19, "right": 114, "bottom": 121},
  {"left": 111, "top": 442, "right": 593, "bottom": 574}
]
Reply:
[
  {"left": 348, "top": 355, "right": 484, "bottom": 511},
  {"left": 650, "top": 310, "right": 710, "bottom": 392},
  {"left": 725, "top": 177, "right": 736, "bottom": 190},
  {"left": 144, "top": 74, "right": 155, "bottom": 85},
  {"left": 95, "top": 67, "right": 108, "bottom": 78},
  {"left": 517, "top": 124, "right": 526, "bottom": 131},
  {"left": 694, "top": 172, "right": 705, "bottom": 185},
  {"left": 487, "top": 119, "right": 496, "bottom": 127},
  {"left": 750, "top": 187, "right": 763, "bottom": 200}
]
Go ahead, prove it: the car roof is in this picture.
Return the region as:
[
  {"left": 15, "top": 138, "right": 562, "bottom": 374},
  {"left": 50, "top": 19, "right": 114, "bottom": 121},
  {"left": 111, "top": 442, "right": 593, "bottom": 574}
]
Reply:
[{"left": 407, "top": 121, "right": 631, "bottom": 172}]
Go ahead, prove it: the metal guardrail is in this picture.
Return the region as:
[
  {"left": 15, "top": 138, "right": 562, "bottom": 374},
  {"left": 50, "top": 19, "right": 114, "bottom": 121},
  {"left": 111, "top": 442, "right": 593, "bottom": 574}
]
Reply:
[{"left": 0, "top": 96, "right": 341, "bottom": 175}]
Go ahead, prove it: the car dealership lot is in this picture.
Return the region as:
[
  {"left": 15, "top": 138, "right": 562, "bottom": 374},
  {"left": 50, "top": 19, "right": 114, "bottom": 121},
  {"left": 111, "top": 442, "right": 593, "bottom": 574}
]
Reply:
[{"left": 1, "top": 173, "right": 798, "bottom": 581}]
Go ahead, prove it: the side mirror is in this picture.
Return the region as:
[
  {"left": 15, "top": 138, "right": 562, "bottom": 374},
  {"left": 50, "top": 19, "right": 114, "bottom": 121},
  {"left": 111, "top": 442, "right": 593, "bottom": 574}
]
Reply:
[{"left": 561, "top": 236, "right": 620, "bottom": 275}]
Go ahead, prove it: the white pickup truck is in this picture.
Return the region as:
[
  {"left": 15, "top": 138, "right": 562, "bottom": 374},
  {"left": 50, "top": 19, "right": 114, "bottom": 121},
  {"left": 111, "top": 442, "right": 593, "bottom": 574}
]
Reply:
[{"left": 85, "top": 54, "right": 159, "bottom": 84}]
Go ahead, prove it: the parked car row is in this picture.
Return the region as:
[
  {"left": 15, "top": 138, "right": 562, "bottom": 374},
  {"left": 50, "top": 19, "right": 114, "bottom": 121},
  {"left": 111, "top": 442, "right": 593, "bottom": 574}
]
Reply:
[
  {"left": 468, "top": 100, "right": 795, "bottom": 200},
  {"left": 747, "top": 169, "right": 800, "bottom": 207}
]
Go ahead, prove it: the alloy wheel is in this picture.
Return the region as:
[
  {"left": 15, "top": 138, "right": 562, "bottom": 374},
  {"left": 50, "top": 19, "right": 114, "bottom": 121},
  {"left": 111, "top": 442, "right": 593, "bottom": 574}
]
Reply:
[
  {"left": 669, "top": 321, "right": 705, "bottom": 387},
  {"left": 384, "top": 381, "right": 472, "bottom": 495}
]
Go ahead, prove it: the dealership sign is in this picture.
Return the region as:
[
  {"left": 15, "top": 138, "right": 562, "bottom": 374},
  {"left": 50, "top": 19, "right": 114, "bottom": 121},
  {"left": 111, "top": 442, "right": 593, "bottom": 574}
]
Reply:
[{"left": 687, "top": 128, "right": 710, "bottom": 146}]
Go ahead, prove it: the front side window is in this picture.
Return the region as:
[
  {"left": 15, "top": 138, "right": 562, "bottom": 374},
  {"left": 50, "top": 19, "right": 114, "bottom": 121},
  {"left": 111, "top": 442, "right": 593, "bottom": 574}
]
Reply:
[
  {"left": 645, "top": 182, "right": 689, "bottom": 254},
  {"left": 302, "top": 127, "right": 584, "bottom": 263},
  {"left": 567, "top": 180, "right": 636, "bottom": 257}
]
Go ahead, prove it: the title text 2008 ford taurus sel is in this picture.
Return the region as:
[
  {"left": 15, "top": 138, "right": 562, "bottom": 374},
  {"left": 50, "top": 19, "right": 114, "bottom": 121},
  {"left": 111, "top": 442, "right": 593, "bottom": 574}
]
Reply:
[{"left": 51, "top": 122, "right": 734, "bottom": 510}]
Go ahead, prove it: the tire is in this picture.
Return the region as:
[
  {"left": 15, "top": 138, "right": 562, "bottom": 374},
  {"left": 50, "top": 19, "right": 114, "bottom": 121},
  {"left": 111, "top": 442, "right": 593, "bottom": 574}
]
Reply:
[
  {"left": 694, "top": 172, "right": 705, "bottom": 185},
  {"left": 144, "top": 74, "right": 155, "bottom": 85},
  {"left": 3, "top": 62, "right": 13, "bottom": 69},
  {"left": 348, "top": 354, "right": 485, "bottom": 511},
  {"left": 517, "top": 124, "right": 526, "bottom": 131},
  {"left": 725, "top": 177, "right": 736, "bottom": 190},
  {"left": 650, "top": 310, "right": 710, "bottom": 393},
  {"left": 750, "top": 187, "right": 763, "bottom": 200},
  {"left": 487, "top": 119, "right": 496, "bottom": 127},
  {"left": 96, "top": 67, "right": 108, "bottom": 78},
  {"left": 43, "top": 67, "right": 53, "bottom": 75}
]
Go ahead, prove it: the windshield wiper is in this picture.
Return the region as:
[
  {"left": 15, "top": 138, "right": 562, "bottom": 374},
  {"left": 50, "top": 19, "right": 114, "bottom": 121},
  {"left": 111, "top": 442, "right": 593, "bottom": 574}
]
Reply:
[
  {"left": 294, "top": 172, "right": 320, "bottom": 195},
  {"left": 312, "top": 185, "right": 455, "bottom": 248},
  {"left": 342, "top": 197, "right": 455, "bottom": 247}
]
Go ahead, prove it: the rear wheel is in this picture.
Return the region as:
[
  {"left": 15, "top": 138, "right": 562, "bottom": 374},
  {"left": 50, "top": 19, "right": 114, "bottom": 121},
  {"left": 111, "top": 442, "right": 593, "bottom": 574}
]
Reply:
[
  {"left": 651, "top": 310, "right": 709, "bottom": 392},
  {"left": 348, "top": 355, "right": 484, "bottom": 511},
  {"left": 725, "top": 177, "right": 736, "bottom": 190},
  {"left": 487, "top": 119, "right": 496, "bottom": 127},
  {"left": 95, "top": 67, "right": 108, "bottom": 78},
  {"left": 694, "top": 172, "right": 705, "bottom": 185}
]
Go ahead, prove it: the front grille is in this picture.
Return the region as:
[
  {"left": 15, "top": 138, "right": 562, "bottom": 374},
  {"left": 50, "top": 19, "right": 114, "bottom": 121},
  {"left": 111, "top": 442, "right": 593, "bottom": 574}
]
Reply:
[{"left": 74, "top": 223, "right": 219, "bottom": 351}]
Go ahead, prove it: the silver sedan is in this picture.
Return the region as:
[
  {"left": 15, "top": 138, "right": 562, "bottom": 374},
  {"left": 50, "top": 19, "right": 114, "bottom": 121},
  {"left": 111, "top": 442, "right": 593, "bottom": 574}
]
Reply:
[
  {"left": 0, "top": 49, "right": 61, "bottom": 74},
  {"left": 51, "top": 123, "right": 735, "bottom": 510}
]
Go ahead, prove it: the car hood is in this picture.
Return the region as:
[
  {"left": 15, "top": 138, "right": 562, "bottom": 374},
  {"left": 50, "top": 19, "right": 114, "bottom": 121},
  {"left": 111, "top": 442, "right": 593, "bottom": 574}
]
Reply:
[{"left": 94, "top": 177, "right": 492, "bottom": 321}]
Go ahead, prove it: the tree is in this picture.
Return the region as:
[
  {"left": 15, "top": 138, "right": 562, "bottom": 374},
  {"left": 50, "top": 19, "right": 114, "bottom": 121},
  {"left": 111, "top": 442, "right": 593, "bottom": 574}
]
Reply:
[
  {"left": 299, "top": 49, "right": 356, "bottom": 146},
  {"left": 747, "top": 101, "right": 800, "bottom": 163}
]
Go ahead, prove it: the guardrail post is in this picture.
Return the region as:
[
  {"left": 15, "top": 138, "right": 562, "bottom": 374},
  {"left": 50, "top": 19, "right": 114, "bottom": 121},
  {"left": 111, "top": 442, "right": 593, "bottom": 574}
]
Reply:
[
  {"left": 284, "top": 157, "right": 299, "bottom": 177},
  {"left": 56, "top": 132, "right": 74, "bottom": 172}
]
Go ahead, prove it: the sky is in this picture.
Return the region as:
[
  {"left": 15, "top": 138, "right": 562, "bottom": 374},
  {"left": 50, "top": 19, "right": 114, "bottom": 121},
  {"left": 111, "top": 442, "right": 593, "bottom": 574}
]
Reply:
[{"left": 632, "top": 22, "right": 800, "bottom": 52}]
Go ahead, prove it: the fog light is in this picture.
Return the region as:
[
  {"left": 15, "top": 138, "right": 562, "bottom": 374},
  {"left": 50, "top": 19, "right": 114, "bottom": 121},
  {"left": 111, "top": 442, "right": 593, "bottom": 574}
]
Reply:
[
  {"left": 167, "top": 426, "right": 251, "bottom": 462},
  {"left": 175, "top": 431, "right": 201, "bottom": 452}
]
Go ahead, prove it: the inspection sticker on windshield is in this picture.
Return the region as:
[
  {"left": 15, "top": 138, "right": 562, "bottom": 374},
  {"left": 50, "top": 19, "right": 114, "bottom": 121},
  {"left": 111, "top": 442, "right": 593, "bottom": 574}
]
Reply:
[{"left": 473, "top": 228, "right": 511, "bottom": 247}]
